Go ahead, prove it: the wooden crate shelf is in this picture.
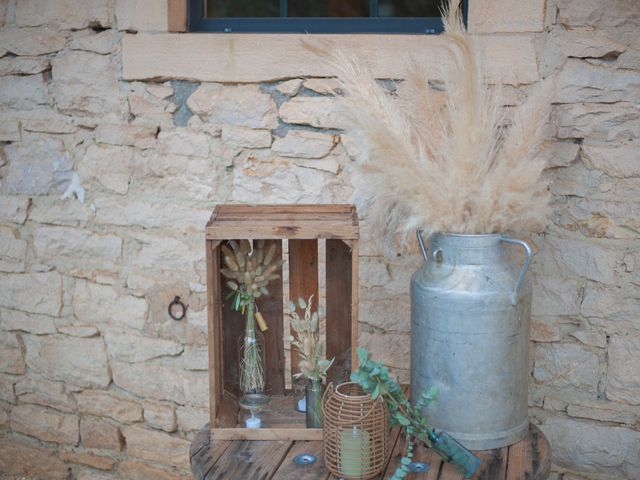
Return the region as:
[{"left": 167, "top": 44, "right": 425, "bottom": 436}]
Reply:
[{"left": 205, "top": 204, "right": 359, "bottom": 441}]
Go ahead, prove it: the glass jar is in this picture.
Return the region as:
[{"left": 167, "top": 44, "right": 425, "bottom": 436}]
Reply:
[
  {"left": 236, "top": 302, "right": 267, "bottom": 396},
  {"left": 305, "top": 379, "right": 324, "bottom": 428}
]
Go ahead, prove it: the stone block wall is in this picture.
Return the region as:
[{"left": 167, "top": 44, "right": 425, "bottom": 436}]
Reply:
[{"left": 0, "top": 0, "right": 638, "bottom": 478}]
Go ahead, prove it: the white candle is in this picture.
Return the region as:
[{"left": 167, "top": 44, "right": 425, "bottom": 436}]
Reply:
[
  {"left": 340, "top": 427, "right": 371, "bottom": 477},
  {"left": 297, "top": 397, "right": 307, "bottom": 412},
  {"left": 245, "top": 415, "right": 261, "bottom": 429}
]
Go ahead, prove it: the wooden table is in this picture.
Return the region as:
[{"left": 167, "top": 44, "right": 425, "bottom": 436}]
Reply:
[{"left": 190, "top": 423, "right": 551, "bottom": 479}]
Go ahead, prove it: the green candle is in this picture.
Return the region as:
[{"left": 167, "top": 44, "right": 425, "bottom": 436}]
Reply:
[{"left": 340, "top": 427, "right": 371, "bottom": 477}]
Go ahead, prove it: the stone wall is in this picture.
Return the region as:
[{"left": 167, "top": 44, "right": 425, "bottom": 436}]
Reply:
[{"left": 0, "top": 0, "right": 638, "bottom": 479}]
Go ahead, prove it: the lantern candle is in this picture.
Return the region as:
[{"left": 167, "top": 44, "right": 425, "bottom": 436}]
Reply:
[{"left": 340, "top": 427, "right": 371, "bottom": 477}]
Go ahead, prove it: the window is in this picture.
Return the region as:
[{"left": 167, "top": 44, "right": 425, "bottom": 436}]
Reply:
[{"left": 188, "top": 0, "right": 468, "bottom": 34}]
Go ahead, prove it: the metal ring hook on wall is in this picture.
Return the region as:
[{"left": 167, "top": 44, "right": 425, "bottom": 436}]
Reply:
[{"left": 168, "top": 296, "right": 187, "bottom": 321}]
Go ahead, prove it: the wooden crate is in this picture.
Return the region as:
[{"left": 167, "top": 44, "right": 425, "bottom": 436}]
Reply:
[{"left": 205, "top": 204, "right": 359, "bottom": 440}]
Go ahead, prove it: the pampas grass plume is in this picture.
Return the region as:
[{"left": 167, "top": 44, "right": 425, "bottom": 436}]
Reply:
[{"left": 308, "top": 0, "right": 554, "bottom": 251}]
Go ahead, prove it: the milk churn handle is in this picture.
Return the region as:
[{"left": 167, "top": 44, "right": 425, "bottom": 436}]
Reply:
[
  {"left": 416, "top": 230, "right": 429, "bottom": 263},
  {"left": 500, "top": 237, "right": 532, "bottom": 306}
]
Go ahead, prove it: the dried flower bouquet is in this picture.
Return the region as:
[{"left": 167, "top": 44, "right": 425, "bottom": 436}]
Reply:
[
  {"left": 312, "top": 0, "right": 554, "bottom": 249},
  {"left": 287, "top": 295, "right": 334, "bottom": 428},
  {"left": 222, "top": 239, "right": 282, "bottom": 395},
  {"left": 287, "top": 295, "right": 334, "bottom": 382}
]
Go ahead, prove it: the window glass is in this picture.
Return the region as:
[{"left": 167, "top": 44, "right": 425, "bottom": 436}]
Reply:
[
  {"left": 194, "top": 0, "right": 460, "bottom": 33},
  {"left": 205, "top": 0, "right": 279, "bottom": 18},
  {"left": 204, "top": 0, "right": 445, "bottom": 18},
  {"left": 287, "top": 0, "right": 369, "bottom": 17},
  {"left": 378, "top": 0, "right": 444, "bottom": 17}
]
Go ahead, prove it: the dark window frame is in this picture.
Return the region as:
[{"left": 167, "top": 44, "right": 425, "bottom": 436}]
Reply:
[{"left": 188, "top": 0, "right": 468, "bottom": 34}]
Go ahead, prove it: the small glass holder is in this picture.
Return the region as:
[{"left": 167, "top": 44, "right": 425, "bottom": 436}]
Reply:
[
  {"left": 293, "top": 377, "right": 308, "bottom": 413},
  {"left": 239, "top": 393, "right": 271, "bottom": 429}
]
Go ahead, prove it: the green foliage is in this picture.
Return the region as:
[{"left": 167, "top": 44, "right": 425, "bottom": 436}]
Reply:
[{"left": 351, "top": 347, "right": 438, "bottom": 480}]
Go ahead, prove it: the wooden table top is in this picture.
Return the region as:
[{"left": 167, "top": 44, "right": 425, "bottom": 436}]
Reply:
[{"left": 190, "top": 423, "right": 551, "bottom": 480}]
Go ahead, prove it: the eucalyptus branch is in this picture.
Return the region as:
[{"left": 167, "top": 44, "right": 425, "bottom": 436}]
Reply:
[
  {"left": 351, "top": 348, "right": 480, "bottom": 479},
  {"left": 350, "top": 348, "right": 438, "bottom": 479}
]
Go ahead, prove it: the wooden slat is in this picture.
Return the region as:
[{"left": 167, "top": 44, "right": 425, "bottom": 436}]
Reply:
[
  {"left": 190, "top": 425, "right": 231, "bottom": 479},
  {"left": 257, "top": 239, "right": 286, "bottom": 396},
  {"left": 216, "top": 391, "right": 239, "bottom": 428},
  {"left": 437, "top": 446, "right": 507, "bottom": 480},
  {"left": 288, "top": 239, "right": 319, "bottom": 379},
  {"left": 533, "top": 424, "right": 552, "bottom": 480},
  {"left": 350, "top": 240, "right": 359, "bottom": 374},
  {"left": 469, "top": 448, "right": 508, "bottom": 480},
  {"left": 381, "top": 432, "right": 409, "bottom": 479},
  {"left": 167, "top": 0, "right": 187, "bottom": 32},
  {"left": 268, "top": 394, "right": 305, "bottom": 427},
  {"left": 210, "top": 205, "right": 357, "bottom": 227},
  {"left": 438, "top": 457, "right": 466, "bottom": 480},
  {"left": 211, "top": 428, "right": 323, "bottom": 441},
  {"left": 272, "top": 441, "right": 330, "bottom": 480},
  {"left": 506, "top": 424, "right": 551, "bottom": 480},
  {"left": 190, "top": 426, "right": 209, "bottom": 460},
  {"left": 205, "top": 440, "right": 292, "bottom": 480},
  {"left": 506, "top": 434, "right": 531, "bottom": 480},
  {"left": 325, "top": 239, "right": 353, "bottom": 384},
  {"left": 212, "top": 215, "right": 356, "bottom": 223},
  {"left": 215, "top": 204, "right": 355, "bottom": 216},
  {"left": 207, "top": 240, "right": 223, "bottom": 430},
  {"left": 374, "top": 388, "right": 409, "bottom": 479},
  {"left": 424, "top": 449, "right": 444, "bottom": 480},
  {"left": 206, "top": 224, "right": 359, "bottom": 241},
  {"left": 384, "top": 436, "right": 442, "bottom": 480},
  {"left": 221, "top": 241, "right": 245, "bottom": 398}
]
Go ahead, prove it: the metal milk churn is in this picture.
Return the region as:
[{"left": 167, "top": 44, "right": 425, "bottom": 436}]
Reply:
[{"left": 410, "top": 232, "right": 533, "bottom": 450}]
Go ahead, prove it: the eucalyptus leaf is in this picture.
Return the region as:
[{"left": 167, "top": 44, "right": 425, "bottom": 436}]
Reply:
[
  {"left": 397, "top": 414, "right": 410, "bottom": 426},
  {"left": 372, "top": 383, "right": 381, "bottom": 399},
  {"left": 357, "top": 347, "right": 369, "bottom": 366}
]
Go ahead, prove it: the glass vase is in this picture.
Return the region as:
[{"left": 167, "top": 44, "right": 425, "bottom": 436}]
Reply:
[
  {"left": 236, "top": 301, "right": 266, "bottom": 396},
  {"left": 426, "top": 429, "right": 481, "bottom": 479},
  {"left": 305, "top": 379, "right": 324, "bottom": 428}
]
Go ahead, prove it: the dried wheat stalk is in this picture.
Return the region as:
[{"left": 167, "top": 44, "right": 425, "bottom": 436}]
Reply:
[
  {"left": 309, "top": 0, "right": 554, "bottom": 251},
  {"left": 287, "top": 295, "right": 333, "bottom": 382}
]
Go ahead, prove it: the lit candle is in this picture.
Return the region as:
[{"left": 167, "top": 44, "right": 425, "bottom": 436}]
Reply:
[
  {"left": 245, "top": 414, "right": 261, "bottom": 429},
  {"left": 340, "top": 427, "right": 371, "bottom": 477}
]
